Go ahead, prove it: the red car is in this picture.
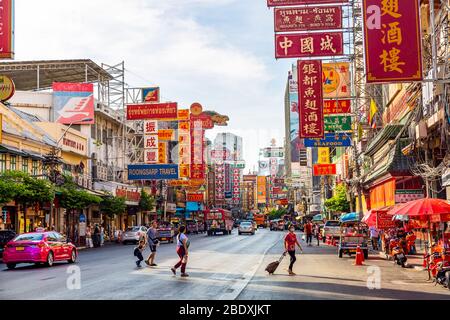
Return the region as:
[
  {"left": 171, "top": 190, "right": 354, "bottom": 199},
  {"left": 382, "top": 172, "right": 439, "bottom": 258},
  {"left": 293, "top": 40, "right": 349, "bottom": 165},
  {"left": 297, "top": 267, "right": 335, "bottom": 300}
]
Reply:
[{"left": 2, "top": 231, "right": 77, "bottom": 270}]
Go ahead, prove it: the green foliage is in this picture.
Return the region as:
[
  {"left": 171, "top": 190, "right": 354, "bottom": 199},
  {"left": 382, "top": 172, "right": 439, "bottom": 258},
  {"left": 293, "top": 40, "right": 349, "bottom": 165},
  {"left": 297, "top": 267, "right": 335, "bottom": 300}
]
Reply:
[
  {"left": 324, "top": 184, "right": 350, "bottom": 213},
  {"left": 268, "top": 207, "right": 288, "bottom": 220},
  {"left": 139, "top": 189, "right": 155, "bottom": 212},
  {"left": 0, "top": 171, "right": 54, "bottom": 207},
  {"left": 58, "top": 175, "right": 102, "bottom": 211},
  {"left": 100, "top": 194, "right": 127, "bottom": 217}
]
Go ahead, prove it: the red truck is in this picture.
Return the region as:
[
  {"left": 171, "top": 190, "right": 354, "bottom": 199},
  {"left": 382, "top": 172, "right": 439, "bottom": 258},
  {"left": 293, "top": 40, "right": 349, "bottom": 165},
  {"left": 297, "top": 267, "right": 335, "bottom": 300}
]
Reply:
[{"left": 205, "top": 208, "right": 233, "bottom": 236}]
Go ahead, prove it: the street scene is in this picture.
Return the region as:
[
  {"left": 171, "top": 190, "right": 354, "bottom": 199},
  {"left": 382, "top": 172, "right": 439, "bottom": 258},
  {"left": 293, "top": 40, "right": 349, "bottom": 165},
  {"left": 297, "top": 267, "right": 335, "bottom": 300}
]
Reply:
[{"left": 0, "top": 0, "right": 450, "bottom": 301}]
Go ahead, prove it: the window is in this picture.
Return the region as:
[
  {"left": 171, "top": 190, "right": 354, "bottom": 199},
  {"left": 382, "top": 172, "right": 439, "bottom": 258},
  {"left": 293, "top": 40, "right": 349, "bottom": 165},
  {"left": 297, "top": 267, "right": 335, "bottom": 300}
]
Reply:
[
  {"left": 32, "top": 160, "right": 39, "bottom": 176},
  {"left": 10, "top": 155, "right": 16, "bottom": 171},
  {"left": 22, "top": 157, "right": 29, "bottom": 173},
  {"left": 0, "top": 154, "right": 6, "bottom": 172},
  {"left": 91, "top": 124, "right": 96, "bottom": 139}
]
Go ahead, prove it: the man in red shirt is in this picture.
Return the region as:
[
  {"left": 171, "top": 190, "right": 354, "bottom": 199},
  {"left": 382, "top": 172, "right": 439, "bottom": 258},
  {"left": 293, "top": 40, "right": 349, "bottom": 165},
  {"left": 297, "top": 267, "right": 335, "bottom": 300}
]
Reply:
[
  {"left": 284, "top": 226, "right": 304, "bottom": 275},
  {"left": 304, "top": 220, "right": 313, "bottom": 246}
]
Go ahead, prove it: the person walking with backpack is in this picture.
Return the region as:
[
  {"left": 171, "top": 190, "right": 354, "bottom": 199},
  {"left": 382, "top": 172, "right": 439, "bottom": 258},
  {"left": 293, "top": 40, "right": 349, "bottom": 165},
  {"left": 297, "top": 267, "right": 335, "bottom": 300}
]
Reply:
[
  {"left": 284, "top": 225, "right": 303, "bottom": 275},
  {"left": 145, "top": 220, "right": 159, "bottom": 267},
  {"left": 171, "top": 225, "right": 190, "bottom": 277}
]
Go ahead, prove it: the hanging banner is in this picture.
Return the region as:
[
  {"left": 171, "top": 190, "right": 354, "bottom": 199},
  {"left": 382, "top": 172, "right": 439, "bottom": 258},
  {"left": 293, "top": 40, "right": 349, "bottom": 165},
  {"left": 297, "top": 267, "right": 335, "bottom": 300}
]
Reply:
[
  {"left": 313, "top": 164, "right": 337, "bottom": 176},
  {"left": 268, "top": 0, "right": 348, "bottom": 6},
  {"left": 142, "top": 87, "right": 160, "bottom": 103},
  {"left": 126, "top": 102, "right": 178, "bottom": 120},
  {"left": 53, "top": 83, "right": 95, "bottom": 125},
  {"left": 127, "top": 164, "right": 179, "bottom": 180},
  {"left": 274, "top": 6, "right": 342, "bottom": 32},
  {"left": 275, "top": 32, "right": 343, "bottom": 59},
  {"left": 324, "top": 99, "right": 351, "bottom": 114},
  {"left": 187, "top": 193, "right": 204, "bottom": 202},
  {"left": 257, "top": 176, "right": 267, "bottom": 204},
  {"left": 179, "top": 164, "right": 190, "bottom": 178},
  {"left": 0, "top": 0, "right": 14, "bottom": 59},
  {"left": 324, "top": 115, "right": 352, "bottom": 131},
  {"left": 363, "top": 0, "right": 422, "bottom": 83},
  {"left": 158, "top": 129, "right": 175, "bottom": 141},
  {"left": 304, "top": 133, "right": 352, "bottom": 147},
  {"left": 323, "top": 62, "right": 350, "bottom": 98},
  {"left": 158, "top": 142, "right": 167, "bottom": 164},
  {"left": 298, "top": 60, "right": 324, "bottom": 139},
  {"left": 317, "top": 147, "right": 330, "bottom": 164}
]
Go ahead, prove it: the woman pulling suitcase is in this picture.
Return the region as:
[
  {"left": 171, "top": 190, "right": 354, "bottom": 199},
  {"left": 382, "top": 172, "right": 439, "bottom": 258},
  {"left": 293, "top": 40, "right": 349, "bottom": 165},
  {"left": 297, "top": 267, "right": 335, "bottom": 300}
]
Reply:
[{"left": 284, "top": 225, "right": 303, "bottom": 275}]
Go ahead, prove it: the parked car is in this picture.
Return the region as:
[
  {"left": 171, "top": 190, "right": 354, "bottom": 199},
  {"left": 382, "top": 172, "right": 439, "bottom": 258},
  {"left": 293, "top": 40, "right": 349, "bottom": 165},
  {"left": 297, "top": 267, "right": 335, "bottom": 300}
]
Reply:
[
  {"left": 0, "top": 230, "right": 16, "bottom": 259},
  {"left": 2, "top": 231, "right": 77, "bottom": 269},
  {"left": 122, "top": 226, "right": 148, "bottom": 244},
  {"left": 323, "top": 220, "right": 341, "bottom": 239},
  {"left": 233, "top": 219, "right": 241, "bottom": 228},
  {"left": 157, "top": 222, "right": 175, "bottom": 243},
  {"left": 238, "top": 221, "right": 255, "bottom": 235},
  {"left": 270, "top": 219, "right": 285, "bottom": 231}
]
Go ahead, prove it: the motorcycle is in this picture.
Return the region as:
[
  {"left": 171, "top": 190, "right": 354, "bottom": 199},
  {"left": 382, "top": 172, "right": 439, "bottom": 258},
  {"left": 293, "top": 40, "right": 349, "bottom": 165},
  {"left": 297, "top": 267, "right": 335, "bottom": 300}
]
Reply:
[
  {"left": 426, "top": 252, "right": 450, "bottom": 290},
  {"left": 388, "top": 238, "right": 407, "bottom": 267}
]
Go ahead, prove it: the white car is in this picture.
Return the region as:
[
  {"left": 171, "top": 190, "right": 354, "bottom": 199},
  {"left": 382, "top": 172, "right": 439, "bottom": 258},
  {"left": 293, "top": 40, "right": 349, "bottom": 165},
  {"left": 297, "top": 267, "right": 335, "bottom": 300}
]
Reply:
[
  {"left": 122, "top": 226, "right": 148, "bottom": 244},
  {"left": 323, "top": 220, "right": 341, "bottom": 238},
  {"left": 238, "top": 221, "right": 255, "bottom": 235}
]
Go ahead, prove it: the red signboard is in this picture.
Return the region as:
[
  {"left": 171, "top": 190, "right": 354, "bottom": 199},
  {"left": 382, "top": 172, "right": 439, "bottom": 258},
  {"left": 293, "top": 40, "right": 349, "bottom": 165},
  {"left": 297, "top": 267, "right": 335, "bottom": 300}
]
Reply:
[
  {"left": 363, "top": 0, "right": 422, "bottom": 83},
  {"left": 53, "top": 83, "right": 95, "bottom": 125},
  {"left": 190, "top": 113, "right": 214, "bottom": 130},
  {"left": 187, "top": 193, "right": 204, "bottom": 202},
  {"left": 268, "top": 0, "right": 348, "bottom": 6},
  {"left": 116, "top": 188, "right": 141, "bottom": 202},
  {"left": 313, "top": 164, "right": 337, "bottom": 176},
  {"left": 376, "top": 211, "right": 396, "bottom": 229},
  {"left": 0, "top": 0, "right": 14, "bottom": 59},
  {"left": 274, "top": 6, "right": 342, "bottom": 32},
  {"left": 275, "top": 32, "right": 343, "bottom": 59},
  {"left": 298, "top": 60, "right": 324, "bottom": 138},
  {"left": 323, "top": 99, "right": 351, "bottom": 114},
  {"left": 126, "top": 103, "right": 178, "bottom": 120}
]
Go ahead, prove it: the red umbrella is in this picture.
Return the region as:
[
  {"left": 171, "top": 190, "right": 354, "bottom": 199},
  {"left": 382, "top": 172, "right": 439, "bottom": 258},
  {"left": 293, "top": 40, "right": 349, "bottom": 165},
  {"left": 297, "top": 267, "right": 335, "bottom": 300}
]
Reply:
[
  {"left": 362, "top": 210, "right": 376, "bottom": 227},
  {"left": 388, "top": 198, "right": 450, "bottom": 223}
]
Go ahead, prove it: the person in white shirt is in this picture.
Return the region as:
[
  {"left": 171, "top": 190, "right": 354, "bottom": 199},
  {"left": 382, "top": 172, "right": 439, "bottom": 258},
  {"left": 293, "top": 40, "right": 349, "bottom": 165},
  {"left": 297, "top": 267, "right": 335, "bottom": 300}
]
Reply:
[{"left": 369, "top": 226, "right": 380, "bottom": 250}]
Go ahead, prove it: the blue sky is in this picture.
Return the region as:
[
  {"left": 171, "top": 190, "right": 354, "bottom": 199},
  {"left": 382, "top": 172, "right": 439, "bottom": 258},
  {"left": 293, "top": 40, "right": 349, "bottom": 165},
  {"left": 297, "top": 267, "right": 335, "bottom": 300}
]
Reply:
[{"left": 15, "top": 0, "right": 292, "bottom": 170}]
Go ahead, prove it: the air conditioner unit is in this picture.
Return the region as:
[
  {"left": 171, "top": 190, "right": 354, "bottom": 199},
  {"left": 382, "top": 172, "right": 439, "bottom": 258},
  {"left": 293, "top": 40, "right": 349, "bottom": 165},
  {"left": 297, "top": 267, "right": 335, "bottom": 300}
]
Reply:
[{"left": 415, "top": 120, "right": 427, "bottom": 139}]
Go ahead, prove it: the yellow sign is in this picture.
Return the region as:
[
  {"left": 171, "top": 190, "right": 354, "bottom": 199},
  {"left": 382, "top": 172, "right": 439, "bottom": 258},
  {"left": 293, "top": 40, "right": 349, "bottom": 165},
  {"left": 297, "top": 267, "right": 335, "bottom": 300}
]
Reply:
[
  {"left": 178, "top": 120, "right": 190, "bottom": 131},
  {"left": 0, "top": 75, "right": 15, "bottom": 102},
  {"left": 317, "top": 147, "right": 330, "bottom": 164},
  {"left": 179, "top": 164, "right": 190, "bottom": 178},
  {"left": 158, "top": 142, "right": 167, "bottom": 164},
  {"left": 190, "top": 102, "right": 203, "bottom": 116},
  {"left": 158, "top": 129, "right": 174, "bottom": 141},
  {"left": 323, "top": 63, "right": 350, "bottom": 98},
  {"left": 257, "top": 176, "right": 267, "bottom": 204},
  {"left": 177, "top": 109, "right": 190, "bottom": 120}
]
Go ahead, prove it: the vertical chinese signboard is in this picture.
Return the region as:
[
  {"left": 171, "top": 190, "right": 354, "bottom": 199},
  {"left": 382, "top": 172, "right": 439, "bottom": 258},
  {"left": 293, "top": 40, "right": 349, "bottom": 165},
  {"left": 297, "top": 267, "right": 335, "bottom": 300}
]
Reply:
[
  {"left": 190, "top": 119, "right": 205, "bottom": 179},
  {"left": 317, "top": 147, "right": 330, "bottom": 164},
  {"left": 178, "top": 119, "right": 190, "bottom": 178},
  {"left": 362, "top": 0, "right": 422, "bottom": 83},
  {"left": 0, "top": 0, "right": 14, "bottom": 59},
  {"left": 215, "top": 160, "right": 225, "bottom": 203},
  {"left": 257, "top": 176, "right": 267, "bottom": 204},
  {"left": 232, "top": 168, "right": 241, "bottom": 205},
  {"left": 298, "top": 60, "right": 324, "bottom": 139},
  {"left": 144, "top": 120, "right": 158, "bottom": 164}
]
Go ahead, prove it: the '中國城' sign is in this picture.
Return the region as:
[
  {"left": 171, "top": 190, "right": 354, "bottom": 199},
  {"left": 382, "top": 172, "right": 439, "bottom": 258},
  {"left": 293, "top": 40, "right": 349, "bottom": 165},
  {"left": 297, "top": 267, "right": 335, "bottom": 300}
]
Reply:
[{"left": 275, "top": 32, "right": 343, "bottom": 59}]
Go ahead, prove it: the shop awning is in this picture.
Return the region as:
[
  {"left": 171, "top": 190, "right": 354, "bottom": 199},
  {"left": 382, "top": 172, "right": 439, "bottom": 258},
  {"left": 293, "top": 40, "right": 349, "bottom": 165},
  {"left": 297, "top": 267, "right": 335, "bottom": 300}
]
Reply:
[
  {"left": 0, "top": 144, "right": 28, "bottom": 156},
  {"left": 364, "top": 124, "right": 404, "bottom": 157},
  {"left": 186, "top": 202, "right": 200, "bottom": 212}
]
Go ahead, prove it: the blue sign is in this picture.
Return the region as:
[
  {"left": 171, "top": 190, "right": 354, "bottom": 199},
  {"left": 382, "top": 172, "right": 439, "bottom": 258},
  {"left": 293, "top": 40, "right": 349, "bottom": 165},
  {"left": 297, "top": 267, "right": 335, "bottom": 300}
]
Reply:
[
  {"left": 128, "top": 164, "right": 179, "bottom": 180},
  {"left": 79, "top": 214, "right": 86, "bottom": 223},
  {"left": 225, "top": 191, "right": 232, "bottom": 199},
  {"left": 304, "top": 133, "right": 352, "bottom": 147}
]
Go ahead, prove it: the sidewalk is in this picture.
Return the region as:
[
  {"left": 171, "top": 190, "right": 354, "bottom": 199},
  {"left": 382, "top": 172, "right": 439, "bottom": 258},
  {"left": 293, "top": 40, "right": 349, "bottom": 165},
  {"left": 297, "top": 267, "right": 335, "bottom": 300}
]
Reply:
[
  {"left": 374, "top": 250, "right": 426, "bottom": 271},
  {"left": 77, "top": 241, "right": 120, "bottom": 251}
]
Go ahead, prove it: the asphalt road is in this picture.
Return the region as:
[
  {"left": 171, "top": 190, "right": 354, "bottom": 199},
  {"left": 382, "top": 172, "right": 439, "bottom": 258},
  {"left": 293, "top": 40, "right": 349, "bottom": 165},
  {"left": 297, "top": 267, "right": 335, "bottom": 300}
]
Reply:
[{"left": 1, "top": 229, "right": 450, "bottom": 300}]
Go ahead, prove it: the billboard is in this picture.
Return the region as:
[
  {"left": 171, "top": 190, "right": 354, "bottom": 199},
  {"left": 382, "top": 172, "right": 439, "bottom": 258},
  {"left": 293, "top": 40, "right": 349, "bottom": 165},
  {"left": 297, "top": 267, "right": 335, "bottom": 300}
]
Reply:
[
  {"left": 127, "top": 164, "right": 179, "bottom": 180},
  {"left": 324, "top": 115, "right": 352, "bottom": 132},
  {"left": 274, "top": 6, "right": 342, "bottom": 32},
  {"left": 257, "top": 176, "right": 267, "bottom": 204},
  {"left": 324, "top": 99, "right": 351, "bottom": 114},
  {"left": 363, "top": 0, "right": 422, "bottom": 83},
  {"left": 298, "top": 60, "right": 324, "bottom": 138},
  {"left": 317, "top": 147, "right": 330, "bottom": 164},
  {"left": 304, "top": 133, "right": 352, "bottom": 147},
  {"left": 0, "top": 0, "right": 14, "bottom": 59},
  {"left": 53, "top": 83, "right": 94, "bottom": 125},
  {"left": 322, "top": 62, "right": 350, "bottom": 98},
  {"left": 275, "top": 32, "right": 343, "bottom": 59},
  {"left": 268, "top": 0, "right": 348, "bottom": 6},
  {"left": 0, "top": 75, "right": 15, "bottom": 101},
  {"left": 313, "top": 164, "right": 337, "bottom": 176},
  {"left": 142, "top": 87, "right": 160, "bottom": 103},
  {"left": 126, "top": 102, "right": 178, "bottom": 120}
]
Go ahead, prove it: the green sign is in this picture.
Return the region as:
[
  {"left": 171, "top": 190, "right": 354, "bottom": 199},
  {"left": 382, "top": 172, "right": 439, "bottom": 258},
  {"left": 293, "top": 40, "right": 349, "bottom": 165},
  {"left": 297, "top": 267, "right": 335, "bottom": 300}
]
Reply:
[
  {"left": 324, "top": 115, "right": 352, "bottom": 132},
  {"left": 230, "top": 161, "right": 245, "bottom": 169}
]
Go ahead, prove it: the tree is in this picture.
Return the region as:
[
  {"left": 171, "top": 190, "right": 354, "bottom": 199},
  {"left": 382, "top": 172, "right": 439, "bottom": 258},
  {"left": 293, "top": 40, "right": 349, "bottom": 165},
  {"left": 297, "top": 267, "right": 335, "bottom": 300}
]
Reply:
[
  {"left": 324, "top": 184, "right": 350, "bottom": 214},
  {"left": 268, "top": 207, "right": 288, "bottom": 220},
  {"left": 58, "top": 175, "right": 102, "bottom": 211},
  {"left": 100, "top": 194, "right": 127, "bottom": 218},
  {"left": 139, "top": 189, "right": 155, "bottom": 213},
  {"left": 0, "top": 178, "right": 21, "bottom": 206}
]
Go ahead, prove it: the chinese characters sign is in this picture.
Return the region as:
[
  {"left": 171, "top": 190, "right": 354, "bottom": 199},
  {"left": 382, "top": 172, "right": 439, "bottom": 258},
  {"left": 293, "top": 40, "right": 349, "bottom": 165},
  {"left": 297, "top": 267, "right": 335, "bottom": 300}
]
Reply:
[
  {"left": 317, "top": 147, "right": 330, "bottom": 164},
  {"left": 144, "top": 120, "right": 158, "bottom": 164},
  {"left": 126, "top": 102, "right": 178, "bottom": 120},
  {"left": 363, "top": 0, "right": 422, "bottom": 83},
  {"left": 313, "top": 164, "right": 337, "bottom": 176},
  {"left": 268, "top": 0, "right": 348, "bottom": 6},
  {"left": 323, "top": 62, "right": 350, "bottom": 98},
  {"left": 232, "top": 168, "right": 241, "bottom": 205},
  {"left": 324, "top": 99, "right": 351, "bottom": 114},
  {"left": 275, "top": 32, "right": 343, "bottom": 59},
  {"left": 298, "top": 60, "right": 324, "bottom": 139},
  {"left": 275, "top": 6, "right": 342, "bottom": 32},
  {"left": 324, "top": 115, "right": 352, "bottom": 131},
  {"left": 0, "top": 0, "right": 14, "bottom": 59}
]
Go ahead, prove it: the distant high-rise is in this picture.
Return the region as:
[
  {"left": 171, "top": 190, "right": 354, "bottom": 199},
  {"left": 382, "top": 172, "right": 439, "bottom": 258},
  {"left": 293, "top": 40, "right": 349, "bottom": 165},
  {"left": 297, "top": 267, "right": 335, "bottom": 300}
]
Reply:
[{"left": 213, "top": 132, "right": 243, "bottom": 161}]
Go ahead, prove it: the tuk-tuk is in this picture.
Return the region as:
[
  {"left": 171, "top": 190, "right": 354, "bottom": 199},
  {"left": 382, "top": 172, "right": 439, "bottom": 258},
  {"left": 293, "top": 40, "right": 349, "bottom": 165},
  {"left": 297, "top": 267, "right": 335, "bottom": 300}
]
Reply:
[
  {"left": 157, "top": 221, "right": 175, "bottom": 243},
  {"left": 338, "top": 213, "right": 369, "bottom": 259}
]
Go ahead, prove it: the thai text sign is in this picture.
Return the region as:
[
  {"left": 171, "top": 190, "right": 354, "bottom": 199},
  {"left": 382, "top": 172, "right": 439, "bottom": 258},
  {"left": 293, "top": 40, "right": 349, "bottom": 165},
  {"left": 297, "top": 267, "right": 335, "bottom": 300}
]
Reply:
[
  {"left": 304, "top": 133, "right": 352, "bottom": 147},
  {"left": 127, "top": 164, "right": 179, "bottom": 180},
  {"left": 275, "top": 6, "right": 342, "bottom": 32},
  {"left": 324, "top": 99, "right": 351, "bottom": 114},
  {"left": 268, "top": 0, "right": 348, "bottom": 6},
  {"left": 298, "top": 60, "right": 324, "bottom": 138},
  {"left": 324, "top": 115, "right": 352, "bottom": 131},
  {"left": 187, "top": 193, "right": 204, "bottom": 202},
  {"left": 275, "top": 33, "right": 343, "bottom": 59},
  {"left": 53, "top": 83, "right": 94, "bottom": 125},
  {"left": 0, "top": 0, "right": 14, "bottom": 59},
  {"left": 158, "top": 129, "right": 174, "bottom": 141},
  {"left": 313, "top": 164, "right": 336, "bottom": 176},
  {"left": 126, "top": 103, "right": 178, "bottom": 120},
  {"left": 323, "top": 62, "right": 350, "bottom": 98},
  {"left": 363, "top": 0, "right": 422, "bottom": 83},
  {"left": 376, "top": 211, "right": 396, "bottom": 229}
]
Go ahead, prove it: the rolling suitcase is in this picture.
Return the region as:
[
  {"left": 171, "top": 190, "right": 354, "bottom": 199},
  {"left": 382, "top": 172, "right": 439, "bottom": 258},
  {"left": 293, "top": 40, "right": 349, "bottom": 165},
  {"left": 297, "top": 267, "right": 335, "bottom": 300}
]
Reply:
[{"left": 265, "top": 253, "right": 286, "bottom": 275}]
